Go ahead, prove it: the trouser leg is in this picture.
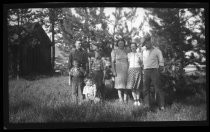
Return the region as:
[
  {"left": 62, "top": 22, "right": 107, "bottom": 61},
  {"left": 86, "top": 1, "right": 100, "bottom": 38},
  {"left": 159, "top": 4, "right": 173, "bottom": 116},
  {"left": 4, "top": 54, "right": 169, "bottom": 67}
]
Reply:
[
  {"left": 151, "top": 69, "right": 165, "bottom": 107},
  {"left": 71, "top": 81, "right": 77, "bottom": 103},
  {"left": 143, "top": 70, "right": 151, "bottom": 107},
  {"left": 77, "top": 82, "right": 83, "bottom": 104}
]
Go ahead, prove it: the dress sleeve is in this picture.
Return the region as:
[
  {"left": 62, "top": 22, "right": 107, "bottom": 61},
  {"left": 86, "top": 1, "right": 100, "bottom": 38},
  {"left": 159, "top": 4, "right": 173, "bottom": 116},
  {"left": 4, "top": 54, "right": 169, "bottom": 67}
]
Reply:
[
  {"left": 83, "top": 51, "right": 89, "bottom": 72},
  {"left": 111, "top": 50, "right": 116, "bottom": 63}
]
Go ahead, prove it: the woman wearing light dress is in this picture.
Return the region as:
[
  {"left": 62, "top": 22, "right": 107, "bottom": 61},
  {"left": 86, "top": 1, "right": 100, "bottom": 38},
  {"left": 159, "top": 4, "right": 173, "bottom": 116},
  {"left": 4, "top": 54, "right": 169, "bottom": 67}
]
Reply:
[{"left": 111, "top": 39, "right": 129, "bottom": 102}]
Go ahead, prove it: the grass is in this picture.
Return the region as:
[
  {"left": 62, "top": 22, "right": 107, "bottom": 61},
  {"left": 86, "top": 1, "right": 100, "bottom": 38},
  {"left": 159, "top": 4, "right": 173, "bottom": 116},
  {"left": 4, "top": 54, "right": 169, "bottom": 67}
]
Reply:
[{"left": 8, "top": 76, "right": 207, "bottom": 123}]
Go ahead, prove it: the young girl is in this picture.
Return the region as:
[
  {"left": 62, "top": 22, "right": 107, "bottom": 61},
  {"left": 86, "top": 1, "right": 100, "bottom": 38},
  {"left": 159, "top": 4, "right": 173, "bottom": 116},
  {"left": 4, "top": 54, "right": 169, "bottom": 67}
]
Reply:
[
  {"left": 69, "top": 59, "right": 85, "bottom": 105},
  {"left": 83, "top": 76, "right": 100, "bottom": 103}
]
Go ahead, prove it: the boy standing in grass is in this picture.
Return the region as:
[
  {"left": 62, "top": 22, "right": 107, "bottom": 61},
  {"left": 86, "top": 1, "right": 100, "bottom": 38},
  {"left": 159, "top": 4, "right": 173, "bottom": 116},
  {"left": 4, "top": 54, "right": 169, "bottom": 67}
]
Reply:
[{"left": 69, "top": 59, "right": 85, "bottom": 105}]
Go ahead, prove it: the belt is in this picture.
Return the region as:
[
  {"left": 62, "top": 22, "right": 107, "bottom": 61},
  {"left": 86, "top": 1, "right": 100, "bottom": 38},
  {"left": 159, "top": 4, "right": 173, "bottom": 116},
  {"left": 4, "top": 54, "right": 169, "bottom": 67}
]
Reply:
[
  {"left": 144, "top": 68, "right": 158, "bottom": 70},
  {"left": 92, "top": 69, "right": 103, "bottom": 72}
]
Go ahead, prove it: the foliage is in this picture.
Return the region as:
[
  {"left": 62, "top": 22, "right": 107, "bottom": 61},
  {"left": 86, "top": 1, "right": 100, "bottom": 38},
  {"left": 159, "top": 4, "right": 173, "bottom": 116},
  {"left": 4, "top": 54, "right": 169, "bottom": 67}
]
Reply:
[
  {"left": 147, "top": 8, "right": 206, "bottom": 97},
  {"left": 59, "top": 8, "right": 112, "bottom": 57}
]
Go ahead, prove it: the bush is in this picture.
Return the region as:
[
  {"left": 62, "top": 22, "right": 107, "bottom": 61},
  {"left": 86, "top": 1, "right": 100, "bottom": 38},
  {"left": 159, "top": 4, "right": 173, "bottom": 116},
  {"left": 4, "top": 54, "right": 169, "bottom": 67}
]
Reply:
[
  {"left": 54, "top": 62, "right": 69, "bottom": 76},
  {"left": 159, "top": 58, "right": 206, "bottom": 104}
]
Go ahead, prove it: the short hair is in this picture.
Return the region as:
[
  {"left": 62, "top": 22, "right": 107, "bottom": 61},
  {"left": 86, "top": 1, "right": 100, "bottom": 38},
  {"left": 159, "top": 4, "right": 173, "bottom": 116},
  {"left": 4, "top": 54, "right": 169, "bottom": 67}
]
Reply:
[
  {"left": 75, "top": 40, "right": 82, "bottom": 45},
  {"left": 84, "top": 75, "right": 95, "bottom": 84},
  {"left": 73, "top": 59, "right": 79, "bottom": 64},
  {"left": 130, "top": 42, "right": 137, "bottom": 47},
  {"left": 142, "top": 36, "right": 152, "bottom": 46},
  {"left": 116, "top": 39, "right": 126, "bottom": 46}
]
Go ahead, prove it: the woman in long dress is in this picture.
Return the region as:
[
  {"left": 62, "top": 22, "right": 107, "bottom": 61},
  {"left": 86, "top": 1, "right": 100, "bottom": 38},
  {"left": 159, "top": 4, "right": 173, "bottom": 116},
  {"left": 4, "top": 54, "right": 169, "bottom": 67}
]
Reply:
[{"left": 111, "top": 39, "right": 129, "bottom": 102}]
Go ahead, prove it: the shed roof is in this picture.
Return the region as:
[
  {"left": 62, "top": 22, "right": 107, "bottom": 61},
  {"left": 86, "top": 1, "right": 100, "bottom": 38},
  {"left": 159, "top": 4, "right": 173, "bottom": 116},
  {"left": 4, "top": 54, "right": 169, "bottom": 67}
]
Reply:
[{"left": 8, "top": 22, "right": 52, "bottom": 47}]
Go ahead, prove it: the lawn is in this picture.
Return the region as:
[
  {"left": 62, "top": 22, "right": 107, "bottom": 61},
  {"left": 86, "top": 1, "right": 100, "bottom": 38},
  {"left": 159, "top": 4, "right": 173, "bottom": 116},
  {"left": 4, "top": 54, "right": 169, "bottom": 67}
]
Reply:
[{"left": 8, "top": 76, "right": 207, "bottom": 123}]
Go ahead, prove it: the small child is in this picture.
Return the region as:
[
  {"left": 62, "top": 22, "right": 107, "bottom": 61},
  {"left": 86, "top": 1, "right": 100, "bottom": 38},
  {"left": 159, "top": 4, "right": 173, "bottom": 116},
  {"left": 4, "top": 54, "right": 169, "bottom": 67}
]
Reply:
[
  {"left": 103, "top": 57, "right": 114, "bottom": 89},
  {"left": 69, "top": 59, "right": 85, "bottom": 104},
  {"left": 103, "top": 57, "right": 115, "bottom": 99},
  {"left": 83, "top": 76, "right": 100, "bottom": 104}
]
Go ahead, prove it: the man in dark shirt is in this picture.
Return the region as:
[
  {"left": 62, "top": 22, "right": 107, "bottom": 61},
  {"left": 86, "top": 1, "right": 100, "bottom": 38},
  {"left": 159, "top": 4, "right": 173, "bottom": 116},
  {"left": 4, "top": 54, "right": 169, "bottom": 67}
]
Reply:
[
  {"left": 68, "top": 40, "right": 89, "bottom": 75},
  {"left": 68, "top": 40, "right": 89, "bottom": 104}
]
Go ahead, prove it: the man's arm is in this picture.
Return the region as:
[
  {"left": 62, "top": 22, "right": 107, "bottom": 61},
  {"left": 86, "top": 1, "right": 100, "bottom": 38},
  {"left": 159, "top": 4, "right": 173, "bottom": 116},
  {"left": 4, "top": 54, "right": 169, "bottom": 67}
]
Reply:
[
  {"left": 69, "top": 69, "right": 72, "bottom": 86},
  {"left": 157, "top": 49, "right": 164, "bottom": 72},
  {"left": 68, "top": 51, "right": 73, "bottom": 71},
  {"left": 111, "top": 50, "right": 117, "bottom": 76},
  {"left": 157, "top": 49, "right": 164, "bottom": 67},
  {"left": 93, "top": 85, "right": 97, "bottom": 98},
  {"left": 84, "top": 51, "right": 89, "bottom": 76}
]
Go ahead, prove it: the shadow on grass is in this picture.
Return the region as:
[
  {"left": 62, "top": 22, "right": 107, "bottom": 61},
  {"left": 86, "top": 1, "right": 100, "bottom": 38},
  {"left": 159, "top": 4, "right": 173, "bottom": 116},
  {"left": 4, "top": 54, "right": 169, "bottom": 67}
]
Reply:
[
  {"left": 39, "top": 101, "right": 143, "bottom": 122},
  {"left": 10, "top": 100, "right": 33, "bottom": 114},
  {"left": 131, "top": 107, "right": 148, "bottom": 119},
  {"left": 176, "top": 93, "right": 206, "bottom": 107},
  {"left": 21, "top": 73, "right": 54, "bottom": 81},
  {"left": 103, "top": 88, "right": 118, "bottom": 101},
  {"left": 40, "top": 103, "right": 92, "bottom": 122}
]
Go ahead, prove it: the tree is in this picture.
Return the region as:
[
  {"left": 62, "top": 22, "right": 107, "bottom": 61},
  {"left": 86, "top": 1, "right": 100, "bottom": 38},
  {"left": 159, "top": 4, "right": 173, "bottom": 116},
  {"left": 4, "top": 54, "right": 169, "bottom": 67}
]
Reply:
[
  {"left": 147, "top": 8, "right": 206, "bottom": 99},
  {"left": 111, "top": 8, "right": 146, "bottom": 48},
  {"left": 59, "top": 8, "right": 111, "bottom": 55},
  {"left": 34, "top": 8, "right": 63, "bottom": 72},
  {"left": 8, "top": 8, "right": 35, "bottom": 79}
]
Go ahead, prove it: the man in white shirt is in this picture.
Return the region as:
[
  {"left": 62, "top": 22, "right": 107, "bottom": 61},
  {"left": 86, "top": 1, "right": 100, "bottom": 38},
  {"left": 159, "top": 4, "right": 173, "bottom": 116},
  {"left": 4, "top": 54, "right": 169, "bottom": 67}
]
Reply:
[{"left": 142, "top": 36, "right": 165, "bottom": 110}]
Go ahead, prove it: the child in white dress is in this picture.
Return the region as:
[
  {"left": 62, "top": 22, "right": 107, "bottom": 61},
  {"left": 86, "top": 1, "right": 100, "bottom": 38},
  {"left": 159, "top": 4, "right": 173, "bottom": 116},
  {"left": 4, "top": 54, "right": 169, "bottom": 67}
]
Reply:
[{"left": 83, "top": 77, "right": 100, "bottom": 103}]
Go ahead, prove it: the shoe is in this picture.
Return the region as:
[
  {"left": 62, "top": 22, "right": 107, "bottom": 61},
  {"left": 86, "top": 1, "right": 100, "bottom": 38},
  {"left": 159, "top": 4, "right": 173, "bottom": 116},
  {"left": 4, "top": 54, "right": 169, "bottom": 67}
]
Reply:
[
  {"left": 137, "top": 101, "right": 142, "bottom": 106},
  {"left": 160, "top": 106, "right": 165, "bottom": 110},
  {"left": 133, "top": 101, "right": 137, "bottom": 106},
  {"left": 119, "top": 99, "right": 123, "bottom": 103}
]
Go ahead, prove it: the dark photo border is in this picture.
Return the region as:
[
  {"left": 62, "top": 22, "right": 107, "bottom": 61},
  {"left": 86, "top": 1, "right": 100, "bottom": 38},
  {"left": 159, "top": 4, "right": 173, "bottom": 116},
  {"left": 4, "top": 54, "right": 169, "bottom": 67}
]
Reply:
[{"left": 3, "top": 2, "right": 209, "bottom": 129}]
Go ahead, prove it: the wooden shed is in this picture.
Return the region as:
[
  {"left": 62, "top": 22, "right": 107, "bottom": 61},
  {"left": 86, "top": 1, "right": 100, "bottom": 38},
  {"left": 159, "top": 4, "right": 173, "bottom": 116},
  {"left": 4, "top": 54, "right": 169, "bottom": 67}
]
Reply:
[{"left": 8, "top": 22, "right": 53, "bottom": 76}]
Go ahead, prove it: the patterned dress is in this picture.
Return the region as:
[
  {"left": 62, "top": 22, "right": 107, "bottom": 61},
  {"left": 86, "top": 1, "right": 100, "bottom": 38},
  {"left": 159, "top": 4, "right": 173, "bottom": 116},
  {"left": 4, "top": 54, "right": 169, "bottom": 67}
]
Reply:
[
  {"left": 111, "top": 49, "right": 128, "bottom": 89},
  {"left": 126, "top": 52, "right": 143, "bottom": 90}
]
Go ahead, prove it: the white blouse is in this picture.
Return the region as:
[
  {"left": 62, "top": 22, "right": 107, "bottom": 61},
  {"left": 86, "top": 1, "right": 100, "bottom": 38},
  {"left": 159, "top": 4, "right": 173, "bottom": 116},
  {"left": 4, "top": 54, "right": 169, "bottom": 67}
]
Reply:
[
  {"left": 127, "top": 52, "right": 142, "bottom": 68},
  {"left": 83, "top": 84, "right": 96, "bottom": 97}
]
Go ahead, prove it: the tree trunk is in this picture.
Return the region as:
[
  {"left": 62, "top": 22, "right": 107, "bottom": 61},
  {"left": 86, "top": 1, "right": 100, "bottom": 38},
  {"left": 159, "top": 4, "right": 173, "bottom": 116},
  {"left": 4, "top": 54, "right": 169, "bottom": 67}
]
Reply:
[
  {"left": 177, "top": 9, "right": 185, "bottom": 75},
  {"left": 51, "top": 9, "right": 55, "bottom": 73},
  {"left": 16, "top": 10, "right": 20, "bottom": 80}
]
